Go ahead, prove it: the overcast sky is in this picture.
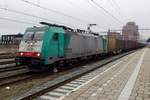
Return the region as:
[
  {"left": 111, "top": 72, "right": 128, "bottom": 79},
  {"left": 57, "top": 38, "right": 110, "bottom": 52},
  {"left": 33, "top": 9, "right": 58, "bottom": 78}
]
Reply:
[{"left": 0, "top": 0, "right": 150, "bottom": 40}]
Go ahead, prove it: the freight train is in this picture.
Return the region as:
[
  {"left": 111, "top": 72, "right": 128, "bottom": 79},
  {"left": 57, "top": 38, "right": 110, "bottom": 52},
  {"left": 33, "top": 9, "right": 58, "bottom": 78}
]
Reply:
[{"left": 15, "top": 22, "right": 144, "bottom": 72}]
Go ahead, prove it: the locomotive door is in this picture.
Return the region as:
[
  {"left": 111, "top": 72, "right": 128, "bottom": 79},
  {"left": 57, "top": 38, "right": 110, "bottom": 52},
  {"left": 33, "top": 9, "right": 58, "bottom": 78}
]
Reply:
[
  {"left": 58, "top": 33, "right": 65, "bottom": 57},
  {"left": 52, "top": 32, "right": 64, "bottom": 58}
]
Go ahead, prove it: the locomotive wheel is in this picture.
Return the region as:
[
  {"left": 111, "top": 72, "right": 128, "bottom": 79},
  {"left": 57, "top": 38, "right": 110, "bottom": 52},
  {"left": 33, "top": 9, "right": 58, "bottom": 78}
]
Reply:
[{"left": 53, "top": 67, "right": 58, "bottom": 73}]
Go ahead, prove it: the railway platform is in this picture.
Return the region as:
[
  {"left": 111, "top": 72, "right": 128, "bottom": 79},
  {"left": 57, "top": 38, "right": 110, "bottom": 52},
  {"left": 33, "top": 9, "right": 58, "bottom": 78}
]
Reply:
[{"left": 59, "top": 48, "right": 150, "bottom": 100}]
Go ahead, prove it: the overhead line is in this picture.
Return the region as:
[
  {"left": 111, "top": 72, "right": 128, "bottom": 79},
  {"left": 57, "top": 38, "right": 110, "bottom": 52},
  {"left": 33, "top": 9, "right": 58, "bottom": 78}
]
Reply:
[
  {"left": 0, "top": 7, "right": 57, "bottom": 23},
  {"left": 67, "top": 0, "right": 89, "bottom": 14},
  {"left": 21, "top": 0, "right": 108, "bottom": 30},
  {"left": 110, "top": 0, "right": 124, "bottom": 13},
  {"left": 68, "top": 0, "right": 105, "bottom": 30},
  {"left": 90, "top": 0, "right": 123, "bottom": 24},
  {"left": 109, "top": 0, "right": 128, "bottom": 20},
  {"left": 0, "top": 0, "right": 108, "bottom": 31},
  {"left": 84, "top": 0, "right": 111, "bottom": 26},
  {"left": 0, "top": 7, "right": 75, "bottom": 28},
  {"left": 0, "top": 7, "right": 106, "bottom": 31},
  {"left": 0, "top": 17, "right": 37, "bottom": 25},
  {"left": 86, "top": 0, "right": 121, "bottom": 24},
  {"left": 21, "top": 0, "right": 91, "bottom": 24}
]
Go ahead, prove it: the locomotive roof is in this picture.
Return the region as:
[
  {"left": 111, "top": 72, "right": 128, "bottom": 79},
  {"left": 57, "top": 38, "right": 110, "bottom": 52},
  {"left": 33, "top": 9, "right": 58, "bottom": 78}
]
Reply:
[
  {"left": 40, "top": 22, "right": 74, "bottom": 31},
  {"left": 65, "top": 30, "right": 101, "bottom": 38},
  {"left": 26, "top": 26, "right": 49, "bottom": 32},
  {"left": 40, "top": 22, "right": 100, "bottom": 37}
]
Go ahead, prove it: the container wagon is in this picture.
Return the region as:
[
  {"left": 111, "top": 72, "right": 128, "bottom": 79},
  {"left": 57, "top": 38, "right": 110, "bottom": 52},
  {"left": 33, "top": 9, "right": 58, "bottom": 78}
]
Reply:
[{"left": 108, "top": 36, "right": 124, "bottom": 54}]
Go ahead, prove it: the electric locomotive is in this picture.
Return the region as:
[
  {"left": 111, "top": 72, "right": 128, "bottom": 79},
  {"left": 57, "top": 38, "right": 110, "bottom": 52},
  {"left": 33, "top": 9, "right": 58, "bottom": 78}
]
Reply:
[{"left": 15, "top": 22, "right": 108, "bottom": 72}]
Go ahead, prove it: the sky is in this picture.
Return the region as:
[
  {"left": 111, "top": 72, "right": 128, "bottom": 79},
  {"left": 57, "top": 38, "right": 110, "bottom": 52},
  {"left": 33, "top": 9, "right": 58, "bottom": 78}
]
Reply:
[{"left": 0, "top": 0, "right": 150, "bottom": 40}]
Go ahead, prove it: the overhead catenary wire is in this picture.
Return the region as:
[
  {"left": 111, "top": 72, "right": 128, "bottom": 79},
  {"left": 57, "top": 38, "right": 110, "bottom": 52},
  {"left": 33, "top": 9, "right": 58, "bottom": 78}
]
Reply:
[
  {"left": 0, "top": 0, "right": 110, "bottom": 32},
  {"left": 0, "top": 17, "right": 37, "bottom": 25},
  {"left": 86, "top": 0, "right": 122, "bottom": 27},
  {"left": 0, "top": 7, "right": 75, "bottom": 28},
  {"left": 66, "top": 0, "right": 107, "bottom": 30},
  {"left": 67, "top": 0, "right": 91, "bottom": 15},
  {"left": 0, "top": 7, "right": 106, "bottom": 31},
  {"left": 108, "top": 0, "right": 128, "bottom": 20},
  {"left": 90, "top": 0, "right": 123, "bottom": 24},
  {"left": 37, "top": 0, "right": 40, "bottom": 6},
  {"left": 21, "top": 0, "right": 109, "bottom": 30},
  {"left": 110, "top": 0, "right": 125, "bottom": 14},
  {"left": 21, "top": 0, "right": 92, "bottom": 24},
  {"left": 80, "top": 0, "right": 112, "bottom": 30}
]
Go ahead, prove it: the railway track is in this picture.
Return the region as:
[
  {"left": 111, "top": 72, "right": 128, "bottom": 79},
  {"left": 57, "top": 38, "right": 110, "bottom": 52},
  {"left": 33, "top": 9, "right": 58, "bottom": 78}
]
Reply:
[
  {"left": 0, "top": 72, "right": 32, "bottom": 87},
  {"left": 0, "top": 53, "right": 23, "bottom": 73},
  {"left": 0, "top": 65, "right": 31, "bottom": 88},
  {"left": 11, "top": 50, "right": 137, "bottom": 100},
  {"left": 0, "top": 56, "right": 27, "bottom": 74},
  {"left": 0, "top": 52, "right": 15, "bottom": 59},
  {"left": 0, "top": 63, "right": 25, "bottom": 72},
  {"left": 0, "top": 66, "right": 29, "bottom": 79},
  {"left": 0, "top": 52, "right": 16, "bottom": 70},
  {"left": 0, "top": 58, "right": 14, "bottom": 64},
  {"left": 0, "top": 53, "right": 31, "bottom": 86},
  {"left": 0, "top": 52, "right": 13, "bottom": 56}
]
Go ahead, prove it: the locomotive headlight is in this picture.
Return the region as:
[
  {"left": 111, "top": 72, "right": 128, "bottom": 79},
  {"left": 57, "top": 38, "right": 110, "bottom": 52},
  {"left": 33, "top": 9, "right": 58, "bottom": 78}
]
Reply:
[
  {"left": 20, "top": 52, "right": 23, "bottom": 56},
  {"left": 36, "top": 53, "right": 40, "bottom": 57},
  {"left": 30, "top": 43, "right": 33, "bottom": 45}
]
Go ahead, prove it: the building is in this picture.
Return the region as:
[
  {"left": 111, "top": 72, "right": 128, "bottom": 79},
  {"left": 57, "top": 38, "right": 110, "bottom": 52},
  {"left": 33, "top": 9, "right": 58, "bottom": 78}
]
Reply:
[
  {"left": 0, "top": 33, "right": 23, "bottom": 45},
  {"left": 108, "top": 32, "right": 122, "bottom": 40},
  {"left": 122, "top": 22, "right": 139, "bottom": 41}
]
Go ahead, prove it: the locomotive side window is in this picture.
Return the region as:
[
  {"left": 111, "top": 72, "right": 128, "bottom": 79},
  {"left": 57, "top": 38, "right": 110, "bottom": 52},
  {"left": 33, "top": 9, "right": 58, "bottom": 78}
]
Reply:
[{"left": 53, "top": 33, "right": 58, "bottom": 41}]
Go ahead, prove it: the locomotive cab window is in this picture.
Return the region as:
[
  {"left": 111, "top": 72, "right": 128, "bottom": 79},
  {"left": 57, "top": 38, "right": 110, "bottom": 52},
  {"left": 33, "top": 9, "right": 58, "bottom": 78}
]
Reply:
[
  {"left": 23, "top": 31, "right": 44, "bottom": 41},
  {"left": 23, "top": 32, "right": 34, "bottom": 40},
  {"left": 53, "top": 33, "right": 59, "bottom": 41},
  {"left": 34, "top": 31, "right": 44, "bottom": 40}
]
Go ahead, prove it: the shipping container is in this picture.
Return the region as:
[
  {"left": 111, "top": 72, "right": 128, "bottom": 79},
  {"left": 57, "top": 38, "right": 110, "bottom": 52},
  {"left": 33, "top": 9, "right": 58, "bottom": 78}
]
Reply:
[{"left": 108, "top": 36, "right": 125, "bottom": 53}]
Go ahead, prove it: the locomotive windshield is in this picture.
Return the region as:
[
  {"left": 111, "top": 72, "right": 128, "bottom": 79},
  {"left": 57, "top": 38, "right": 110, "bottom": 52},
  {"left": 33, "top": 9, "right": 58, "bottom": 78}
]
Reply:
[
  {"left": 23, "top": 32, "right": 34, "bottom": 40},
  {"left": 34, "top": 31, "right": 44, "bottom": 40},
  {"left": 23, "top": 31, "right": 44, "bottom": 41}
]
